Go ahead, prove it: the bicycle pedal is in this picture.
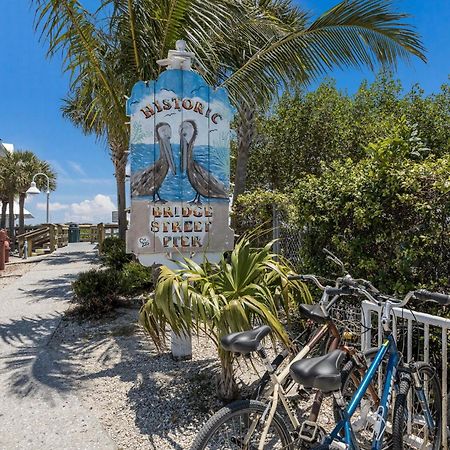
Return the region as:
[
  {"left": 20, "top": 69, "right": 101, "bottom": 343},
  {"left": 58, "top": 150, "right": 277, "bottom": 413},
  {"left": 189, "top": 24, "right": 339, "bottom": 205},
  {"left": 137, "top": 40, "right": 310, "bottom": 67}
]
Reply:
[{"left": 299, "top": 420, "right": 320, "bottom": 442}]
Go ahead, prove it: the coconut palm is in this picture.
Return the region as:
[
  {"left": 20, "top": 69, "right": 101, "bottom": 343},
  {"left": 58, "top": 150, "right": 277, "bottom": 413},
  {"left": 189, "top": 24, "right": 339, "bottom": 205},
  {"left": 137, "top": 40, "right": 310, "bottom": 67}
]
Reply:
[
  {"left": 32, "top": 0, "right": 425, "bottom": 232},
  {"left": 140, "top": 238, "right": 311, "bottom": 399},
  {"left": 1, "top": 151, "right": 57, "bottom": 248},
  {"left": 0, "top": 163, "right": 8, "bottom": 230}
]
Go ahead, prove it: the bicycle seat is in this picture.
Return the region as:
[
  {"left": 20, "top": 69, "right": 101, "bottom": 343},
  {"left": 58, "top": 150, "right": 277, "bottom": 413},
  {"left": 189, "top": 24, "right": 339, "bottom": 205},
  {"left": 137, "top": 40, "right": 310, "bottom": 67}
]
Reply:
[
  {"left": 298, "top": 303, "right": 330, "bottom": 323},
  {"left": 221, "top": 325, "right": 271, "bottom": 354},
  {"left": 289, "top": 349, "right": 345, "bottom": 393}
]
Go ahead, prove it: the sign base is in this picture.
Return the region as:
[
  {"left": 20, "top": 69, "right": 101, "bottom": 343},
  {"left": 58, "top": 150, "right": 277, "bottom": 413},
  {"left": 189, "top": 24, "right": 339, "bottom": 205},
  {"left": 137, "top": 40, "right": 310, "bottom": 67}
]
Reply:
[{"left": 171, "top": 330, "right": 192, "bottom": 360}]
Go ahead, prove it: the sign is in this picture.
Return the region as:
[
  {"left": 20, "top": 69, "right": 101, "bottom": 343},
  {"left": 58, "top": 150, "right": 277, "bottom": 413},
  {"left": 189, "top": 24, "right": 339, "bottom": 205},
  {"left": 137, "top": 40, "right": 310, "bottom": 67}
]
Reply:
[
  {"left": 111, "top": 210, "right": 119, "bottom": 223},
  {"left": 126, "top": 41, "right": 234, "bottom": 266}
]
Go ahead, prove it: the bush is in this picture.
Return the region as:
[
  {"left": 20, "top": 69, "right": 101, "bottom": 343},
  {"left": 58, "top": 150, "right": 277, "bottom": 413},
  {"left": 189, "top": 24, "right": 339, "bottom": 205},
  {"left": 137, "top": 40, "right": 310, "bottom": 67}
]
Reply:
[
  {"left": 100, "top": 236, "right": 132, "bottom": 270},
  {"left": 293, "top": 121, "right": 450, "bottom": 294},
  {"left": 72, "top": 262, "right": 153, "bottom": 317},
  {"left": 120, "top": 261, "right": 153, "bottom": 296},
  {"left": 232, "top": 189, "right": 295, "bottom": 245},
  {"left": 72, "top": 268, "right": 123, "bottom": 316}
]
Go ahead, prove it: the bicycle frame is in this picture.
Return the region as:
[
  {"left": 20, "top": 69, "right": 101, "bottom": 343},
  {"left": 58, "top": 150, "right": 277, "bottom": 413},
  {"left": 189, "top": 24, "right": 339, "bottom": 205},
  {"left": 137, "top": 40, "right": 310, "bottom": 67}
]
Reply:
[
  {"left": 252, "top": 322, "right": 378, "bottom": 450},
  {"left": 325, "top": 333, "right": 399, "bottom": 450}
]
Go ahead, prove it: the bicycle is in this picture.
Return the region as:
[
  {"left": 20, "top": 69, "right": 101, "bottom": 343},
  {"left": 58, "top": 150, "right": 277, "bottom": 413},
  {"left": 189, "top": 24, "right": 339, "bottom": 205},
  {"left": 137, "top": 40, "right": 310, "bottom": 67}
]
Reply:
[{"left": 191, "top": 278, "right": 448, "bottom": 450}]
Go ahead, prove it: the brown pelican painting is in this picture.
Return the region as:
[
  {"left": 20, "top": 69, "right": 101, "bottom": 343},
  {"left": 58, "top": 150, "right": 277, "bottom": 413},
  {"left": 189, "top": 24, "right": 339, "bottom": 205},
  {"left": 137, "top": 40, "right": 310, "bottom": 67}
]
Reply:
[
  {"left": 180, "top": 120, "right": 228, "bottom": 203},
  {"left": 131, "top": 122, "right": 176, "bottom": 202}
]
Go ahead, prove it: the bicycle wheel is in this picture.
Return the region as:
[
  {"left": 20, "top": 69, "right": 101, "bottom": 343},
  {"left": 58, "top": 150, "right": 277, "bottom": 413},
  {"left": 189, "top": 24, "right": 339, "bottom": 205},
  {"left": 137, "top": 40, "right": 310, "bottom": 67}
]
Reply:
[
  {"left": 392, "top": 363, "right": 441, "bottom": 450},
  {"left": 334, "top": 349, "right": 391, "bottom": 449},
  {"left": 191, "top": 399, "right": 293, "bottom": 450}
]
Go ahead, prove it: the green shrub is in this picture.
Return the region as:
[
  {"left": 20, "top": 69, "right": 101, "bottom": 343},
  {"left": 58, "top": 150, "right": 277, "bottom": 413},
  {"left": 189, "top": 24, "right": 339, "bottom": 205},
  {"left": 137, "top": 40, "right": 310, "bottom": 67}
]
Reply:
[
  {"left": 232, "top": 189, "right": 295, "bottom": 246},
  {"left": 72, "top": 268, "right": 123, "bottom": 316},
  {"left": 293, "top": 121, "right": 450, "bottom": 294},
  {"left": 120, "top": 261, "right": 153, "bottom": 296},
  {"left": 100, "top": 236, "right": 132, "bottom": 270},
  {"left": 71, "top": 262, "right": 153, "bottom": 317}
]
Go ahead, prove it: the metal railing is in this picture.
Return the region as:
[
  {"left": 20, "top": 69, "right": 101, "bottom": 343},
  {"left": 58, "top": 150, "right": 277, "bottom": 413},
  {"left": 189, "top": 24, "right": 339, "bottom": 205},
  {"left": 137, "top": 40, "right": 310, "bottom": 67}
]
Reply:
[{"left": 361, "top": 300, "right": 450, "bottom": 448}]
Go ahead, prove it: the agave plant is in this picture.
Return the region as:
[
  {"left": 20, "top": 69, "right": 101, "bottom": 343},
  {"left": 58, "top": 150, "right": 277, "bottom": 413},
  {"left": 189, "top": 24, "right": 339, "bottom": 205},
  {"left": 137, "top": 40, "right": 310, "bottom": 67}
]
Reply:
[{"left": 139, "top": 238, "right": 311, "bottom": 400}]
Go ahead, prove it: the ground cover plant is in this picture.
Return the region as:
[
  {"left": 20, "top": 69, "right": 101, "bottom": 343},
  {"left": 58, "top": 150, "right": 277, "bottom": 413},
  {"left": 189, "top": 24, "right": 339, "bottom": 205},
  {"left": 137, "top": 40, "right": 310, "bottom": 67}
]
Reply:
[
  {"left": 139, "top": 237, "right": 311, "bottom": 400},
  {"left": 71, "top": 238, "right": 152, "bottom": 317}
]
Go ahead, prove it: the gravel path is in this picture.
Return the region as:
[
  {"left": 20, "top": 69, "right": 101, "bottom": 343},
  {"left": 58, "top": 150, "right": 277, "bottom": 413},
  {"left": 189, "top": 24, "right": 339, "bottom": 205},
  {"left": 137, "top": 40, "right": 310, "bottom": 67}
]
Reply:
[
  {"left": 0, "top": 243, "right": 116, "bottom": 450},
  {"left": 50, "top": 307, "right": 337, "bottom": 450},
  {"left": 52, "top": 308, "right": 225, "bottom": 449}
]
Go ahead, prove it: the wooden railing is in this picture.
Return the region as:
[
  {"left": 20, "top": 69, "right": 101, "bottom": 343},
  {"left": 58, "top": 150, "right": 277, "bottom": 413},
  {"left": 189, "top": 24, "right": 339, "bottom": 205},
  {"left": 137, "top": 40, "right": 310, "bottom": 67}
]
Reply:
[
  {"left": 97, "top": 223, "right": 119, "bottom": 253},
  {"left": 15, "top": 223, "right": 119, "bottom": 257},
  {"left": 16, "top": 224, "right": 69, "bottom": 258}
]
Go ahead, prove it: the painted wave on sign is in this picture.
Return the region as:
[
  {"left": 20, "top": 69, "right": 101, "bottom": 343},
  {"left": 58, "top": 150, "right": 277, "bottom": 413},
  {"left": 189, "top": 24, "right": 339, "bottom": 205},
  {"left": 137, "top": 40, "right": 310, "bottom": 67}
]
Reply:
[{"left": 131, "top": 143, "right": 230, "bottom": 202}]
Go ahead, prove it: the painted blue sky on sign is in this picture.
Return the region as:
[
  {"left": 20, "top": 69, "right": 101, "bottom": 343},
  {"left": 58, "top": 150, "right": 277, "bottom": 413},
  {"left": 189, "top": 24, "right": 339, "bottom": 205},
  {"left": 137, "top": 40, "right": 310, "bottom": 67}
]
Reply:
[{"left": 127, "top": 70, "right": 232, "bottom": 202}]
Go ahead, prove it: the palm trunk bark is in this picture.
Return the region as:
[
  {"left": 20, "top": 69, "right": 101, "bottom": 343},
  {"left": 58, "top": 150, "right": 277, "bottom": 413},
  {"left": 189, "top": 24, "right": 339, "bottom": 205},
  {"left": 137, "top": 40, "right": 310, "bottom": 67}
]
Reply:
[
  {"left": 110, "top": 139, "right": 128, "bottom": 241},
  {"left": 0, "top": 200, "right": 7, "bottom": 229},
  {"left": 217, "top": 352, "right": 239, "bottom": 401},
  {"left": 18, "top": 193, "right": 26, "bottom": 235},
  {"left": 233, "top": 102, "right": 256, "bottom": 201},
  {"left": 8, "top": 193, "right": 15, "bottom": 251},
  {"left": 115, "top": 162, "right": 127, "bottom": 241}
]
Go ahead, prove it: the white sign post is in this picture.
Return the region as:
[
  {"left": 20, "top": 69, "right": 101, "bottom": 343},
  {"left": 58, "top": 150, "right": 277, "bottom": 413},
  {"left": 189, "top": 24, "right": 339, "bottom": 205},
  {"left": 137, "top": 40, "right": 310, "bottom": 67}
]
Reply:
[{"left": 126, "top": 41, "right": 234, "bottom": 359}]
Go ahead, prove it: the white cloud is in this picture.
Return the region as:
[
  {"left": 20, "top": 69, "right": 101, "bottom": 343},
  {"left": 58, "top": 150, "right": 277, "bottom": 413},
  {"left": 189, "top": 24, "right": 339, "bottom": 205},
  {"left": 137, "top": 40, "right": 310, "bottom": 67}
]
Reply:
[
  {"left": 36, "top": 202, "right": 69, "bottom": 211},
  {"left": 64, "top": 194, "right": 116, "bottom": 223},
  {"left": 68, "top": 161, "right": 87, "bottom": 176}
]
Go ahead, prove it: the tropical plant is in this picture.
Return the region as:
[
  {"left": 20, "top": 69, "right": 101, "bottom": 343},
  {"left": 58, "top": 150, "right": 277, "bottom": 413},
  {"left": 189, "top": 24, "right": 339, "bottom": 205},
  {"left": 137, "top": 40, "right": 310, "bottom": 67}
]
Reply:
[
  {"left": 245, "top": 72, "right": 450, "bottom": 193},
  {"left": 293, "top": 120, "right": 450, "bottom": 294},
  {"left": 16, "top": 152, "right": 56, "bottom": 234},
  {"left": 0, "top": 151, "right": 56, "bottom": 247},
  {"left": 33, "top": 0, "right": 425, "bottom": 217},
  {"left": 100, "top": 236, "right": 132, "bottom": 270},
  {"left": 0, "top": 163, "right": 8, "bottom": 230},
  {"left": 139, "top": 238, "right": 311, "bottom": 400}
]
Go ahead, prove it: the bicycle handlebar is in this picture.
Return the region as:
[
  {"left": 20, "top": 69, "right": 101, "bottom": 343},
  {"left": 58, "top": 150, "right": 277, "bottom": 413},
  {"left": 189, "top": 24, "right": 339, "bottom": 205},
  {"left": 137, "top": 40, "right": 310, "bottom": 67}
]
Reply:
[
  {"left": 413, "top": 289, "right": 450, "bottom": 306},
  {"left": 288, "top": 273, "right": 450, "bottom": 308}
]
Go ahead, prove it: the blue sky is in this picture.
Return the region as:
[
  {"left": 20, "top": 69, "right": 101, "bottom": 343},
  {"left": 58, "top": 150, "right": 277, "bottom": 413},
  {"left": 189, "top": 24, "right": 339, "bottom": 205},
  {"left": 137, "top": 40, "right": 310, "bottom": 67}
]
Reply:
[{"left": 0, "top": 1, "right": 448, "bottom": 224}]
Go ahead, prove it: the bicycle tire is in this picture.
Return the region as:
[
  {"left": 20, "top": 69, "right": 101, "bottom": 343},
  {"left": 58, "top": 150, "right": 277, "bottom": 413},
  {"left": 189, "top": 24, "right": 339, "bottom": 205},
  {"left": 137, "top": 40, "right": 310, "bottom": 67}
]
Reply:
[
  {"left": 392, "top": 363, "right": 442, "bottom": 450},
  {"left": 191, "top": 399, "right": 293, "bottom": 450}
]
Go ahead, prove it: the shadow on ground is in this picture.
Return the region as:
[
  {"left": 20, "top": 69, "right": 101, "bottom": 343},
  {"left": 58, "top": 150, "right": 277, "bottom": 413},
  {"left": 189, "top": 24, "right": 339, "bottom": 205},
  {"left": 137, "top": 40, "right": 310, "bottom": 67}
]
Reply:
[
  {"left": 18, "top": 274, "right": 79, "bottom": 302},
  {"left": 43, "top": 251, "right": 98, "bottom": 267},
  {"left": 0, "top": 309, "right": 221, "bottom": 448}
]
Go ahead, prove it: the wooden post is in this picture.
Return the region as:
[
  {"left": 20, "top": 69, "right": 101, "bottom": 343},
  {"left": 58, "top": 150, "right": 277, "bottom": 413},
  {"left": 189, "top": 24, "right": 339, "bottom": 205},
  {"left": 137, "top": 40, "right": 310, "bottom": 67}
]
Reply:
[
  {"left": 27, "top": 237, "right": 32, "bottom": 257},
  {"left": 0, "top": 229, "right": 6, "bottom": 271},
  {"left": 97, "top": 223, "right": 105, "bottom": 253},
  {"left": 49, "top": 225, "right": 56, "bottom": 253}
]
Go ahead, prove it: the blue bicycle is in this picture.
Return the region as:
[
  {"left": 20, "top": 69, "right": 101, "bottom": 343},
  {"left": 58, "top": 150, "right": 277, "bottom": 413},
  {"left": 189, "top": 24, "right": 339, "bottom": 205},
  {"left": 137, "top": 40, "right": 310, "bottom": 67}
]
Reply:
[
  {"left": 289, "top": 278, "right": 445, "bottom": 450},
  {"left": 192, "top": 275, "right": 448, "bottom": 450}
]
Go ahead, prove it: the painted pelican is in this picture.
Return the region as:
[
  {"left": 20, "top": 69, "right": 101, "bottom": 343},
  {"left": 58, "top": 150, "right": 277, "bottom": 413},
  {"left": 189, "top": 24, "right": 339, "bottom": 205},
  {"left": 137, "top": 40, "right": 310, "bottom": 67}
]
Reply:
[
  {"left": 180, "top": 120, "right": 228, "bottom": 203},
  {"left": 131, "top": 122, "right": 176, "bottom": 202}
]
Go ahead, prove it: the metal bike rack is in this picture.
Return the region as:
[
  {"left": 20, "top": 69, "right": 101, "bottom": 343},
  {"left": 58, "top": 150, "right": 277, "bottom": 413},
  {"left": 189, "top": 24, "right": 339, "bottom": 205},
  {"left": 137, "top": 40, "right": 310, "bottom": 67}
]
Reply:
[{"left": 361, "top": 301, "right": 450, "bottom": 449}]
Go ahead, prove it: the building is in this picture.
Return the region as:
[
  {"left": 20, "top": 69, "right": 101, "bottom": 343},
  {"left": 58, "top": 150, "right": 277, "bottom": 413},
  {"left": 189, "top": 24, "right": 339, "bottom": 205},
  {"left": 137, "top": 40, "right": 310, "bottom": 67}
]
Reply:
[{"left": 0, "top": 141, "right": 14, "bottom": 157}]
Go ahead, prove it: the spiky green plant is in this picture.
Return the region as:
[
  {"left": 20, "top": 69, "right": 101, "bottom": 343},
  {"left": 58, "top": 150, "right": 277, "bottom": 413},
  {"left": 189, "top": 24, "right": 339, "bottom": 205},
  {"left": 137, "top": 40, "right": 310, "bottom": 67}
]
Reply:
[{"left": 139, "top": 238, "right": 311, "bottom": 400}]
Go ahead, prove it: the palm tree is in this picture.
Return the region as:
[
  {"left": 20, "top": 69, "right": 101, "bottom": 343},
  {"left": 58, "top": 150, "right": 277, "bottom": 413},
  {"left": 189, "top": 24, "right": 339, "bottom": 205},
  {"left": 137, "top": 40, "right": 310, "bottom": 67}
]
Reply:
[
  {"left": 140, "top": 238, "right": 311, "bottom": 399},
  {"left": 17, "top": 154, "right": 56, "bottom": 234},
  {"left": 32, "top": 0, "right": 425, "bottom": 231},
  {"left": 0, "top": 162, "right": 8, "bottom": 230},
  {"left": 1, "top": 151, "right": 57, "bottom": 249}
]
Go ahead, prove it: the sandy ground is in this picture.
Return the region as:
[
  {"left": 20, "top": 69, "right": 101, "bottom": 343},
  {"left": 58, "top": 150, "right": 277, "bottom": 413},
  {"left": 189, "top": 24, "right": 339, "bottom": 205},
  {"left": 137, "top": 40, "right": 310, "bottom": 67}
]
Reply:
[
  {"left": 0, "top": 261, "right": 39, "bottom": 289},
  {"left": 50, "top": 307, "right": 338, "bottom": 450}
]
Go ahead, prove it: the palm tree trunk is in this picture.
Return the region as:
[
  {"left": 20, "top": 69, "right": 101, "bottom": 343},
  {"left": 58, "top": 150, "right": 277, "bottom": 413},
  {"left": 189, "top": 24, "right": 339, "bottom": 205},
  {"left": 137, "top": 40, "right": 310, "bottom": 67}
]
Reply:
[
  {"left": 115, "top": 163, "right": 127, "bottom": 241},
  {"left": 18, "top": 193, "right": 26, "bottom": 235},
  {"left": 217, "top": 352, "right": 239, "bottom": 401},
  {"left": 110, "top": 139, "right": 128, "bottom": 241},
  {"left": 233, "top": 102, "right": 256, "bottom": 200},
  {"left": 0, "top": 200, "right": 7, "bottom": 229},
  {"left": 8, "top": 193, "right": 15, "bottom": 251}
]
